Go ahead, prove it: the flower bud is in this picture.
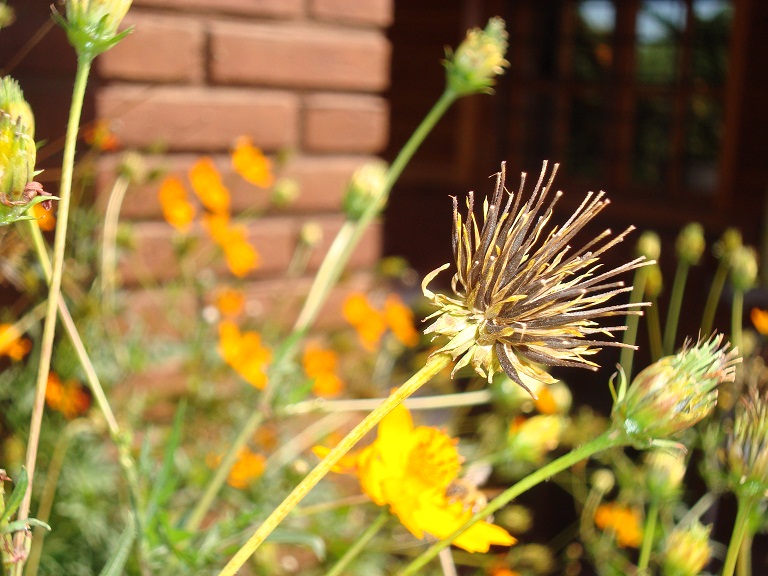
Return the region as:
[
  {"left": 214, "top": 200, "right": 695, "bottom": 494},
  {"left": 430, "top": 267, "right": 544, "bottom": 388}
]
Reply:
[
  {"left": 661, "top": 521, "right": 712, "bottom": 576},
  {"left": 636, "top": 230, "right": 661, "bottom": 261},
  {"left": 117, "top": 151, "right": 148, "bottom": 185},
  {"left": 675, "top": 222, "right": 705, "bottom": 266},
  {"left": 444, "top": 17, "right": 509, "bottom": 96},
  {"left": 611, "top": 335, "right": 740, "bottom": 446},
  {"left": 644, "top": 263, "right": 663, "bottom": 298},
  {"left": 271, "top": 177, "right": 300, "bottom": 208},
  {"left": 0, "top": 5, "right": 15, "bottom": 30},
  {"left": 729, "top": 245, "right": 758, "bottom": 292},
  {"left": 299, "top": 221, "right": 323, "bottom": 248},
  {"left": 53, "top": 0, "right": 133, "bottom": 59},
  {"left": 507, "top": 414, "right": 563, "bottom": 464},
  {"left": 342, "top": 160, "right": 388, "bottom": 221},
  {"left": 713, "top": 227, "right": 742, "bottom": 261},
  {"left": 0, "top": 76, "right": 34, "bottom": 138},
  {"left": 644, "top": 450, "right": 686, "bottom": 503},
  {"left": 725, "top": 387, "right": 768, "bottom": 497}
]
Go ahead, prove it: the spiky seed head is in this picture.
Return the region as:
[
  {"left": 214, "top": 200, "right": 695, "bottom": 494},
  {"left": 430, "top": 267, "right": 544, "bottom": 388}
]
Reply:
[
  {"left": 725, "top": 386, "right": 768, "bottom": 498},
  {"left": 444, "top": 17, "right": 509, "bottom": 96}
]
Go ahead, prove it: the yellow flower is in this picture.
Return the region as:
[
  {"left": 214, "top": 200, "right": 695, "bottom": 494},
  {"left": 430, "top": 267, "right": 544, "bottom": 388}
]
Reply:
[
  {"left": 217, "top": 320, "right": 271, "bottom": 389},
  {"left": 302, "top": 341, "right": 344, "bottom": 397},
  {"left": 751, "top": 308, "right": 768, "bottom": 335},
  {"left": 594, "top": 503, "right": 643, "bottom": 548},
  {"left": 0, "top": 323, "right": 31, "bottom": 360},
  {"left": 317, "top": 404, "right": 516, "bottom": 553},
  {"left": 231, "top": 136, "right": 274, "bottom": 188},
  {"left": 189, "top": 157, "right": 231, "bottom": 215},
  {"left": 343, "top": 292, "right": 387, "bottom": 351},
  {"left": 158, "top": 175, "right": 195, "bottom": 232},
  {"left": 45, "top": 372, "right": 91, "bottom": 419},
  {"left": 33, "top": 202, "right": 56, "bottom": 231},
  {"left": 202, "top": 214, "right": 260, "bottom": 278},
  {"left": 214, "top": 287, "right": 245, "bottom": 318},
  {"left": 383, "top": 293, "right": 419, "bottom": 347}
]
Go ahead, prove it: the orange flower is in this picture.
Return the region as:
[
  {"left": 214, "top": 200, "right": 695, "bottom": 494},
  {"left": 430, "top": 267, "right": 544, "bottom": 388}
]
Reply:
[
  {"left": 383, "top": 293, "right": 419, "bottom": 347},
  {"left": 33, "top": 202, "right": 56, "bottom": 231},
  {"left": 751, "top": 308, "right": 768, "bottom": 335},
  {"left": 215, "top": 287, "right": 245, "bottom": 318},
  {"left": 0, "top": 324, "right": 31, "bottom": 361},
  {"left": 315, "top": 404, "right": 516, "bottom": 553},
  {"left": 342, "top": 292, "right": 388, "bottom": 351},
  {"left": 207, "top": 447, "right": 266, "bottom": 489},
  {"left": 217, "top": 320, "right": 271, "bottom": 389},
  {"left": 158, "top": 175, "right": 196, "bottom": 232},
  {"left": 82, "top": 119, "right": 119, "bottom": 151},
  {"left": 221, "top": 226, "right": 260, "bottom": 278},
  {"left": 534, "top": 385, "right": 558, "bottom": 415},
  {"left": 189, "top": 157, "right": 231, "bottom": 215},
  {"left": 594, "top": 503, "right": 643, "bottom": 548},
  {"left": 302, "top": 341, "right": 344, "bottom": 397},
  {"left": 231, "top": 136, "right": 274, "bottom": 188},
  {"left": 202, "top": 212, "right": 231, "bottom": 243},
  {"left": 45, "top": 373, "right": 91, "bottom": 419}
]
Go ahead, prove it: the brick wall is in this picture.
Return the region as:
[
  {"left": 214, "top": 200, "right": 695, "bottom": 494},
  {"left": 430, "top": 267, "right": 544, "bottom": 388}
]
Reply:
[{"left": 93, "top": 0, "right": 393, "bottom": 331}]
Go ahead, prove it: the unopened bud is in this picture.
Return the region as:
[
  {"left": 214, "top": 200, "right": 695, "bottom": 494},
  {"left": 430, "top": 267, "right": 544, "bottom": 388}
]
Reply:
[
  {"left": 342, "top": 161, "right": 388, "bottom": 221},
  {"left": 725, "top": 387, "right": 768, "bottom": 497},
  {"left": 675, "top": 222, "right": 705, "bottom": 266},
  {"left": 644, "top": 264, "right": 663, "bottom": 298},
  {"left": 661, "top": 522, "right": 712, "bottom": 576},
  {"left": 644, "top": 450, "right": 686, "bottom": 503},
  {"left": 729, "top": 245, "right": 758, "bottom": 292},
  {"left": 713, "top": 227, "right": 742, "bottom": 261},
  {"left": 0, "top": 76, "right": 33, "bottom": 138},
  {"left": 271, "top": 177, "right": 300, "bottom": 208},
  {"left": 445, "top": 17, "right": 509, "bottom": 96},
  {"left": 636, "top": 231, "right": 661, "bottom": 261},
  {"left": 53, "top": 0, "right": 133, "bottom": 59}
]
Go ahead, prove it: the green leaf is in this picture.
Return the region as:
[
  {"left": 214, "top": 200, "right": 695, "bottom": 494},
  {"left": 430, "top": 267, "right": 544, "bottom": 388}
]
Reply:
[
  {"left": 1, "top": 517, "right": 51, "bottom": 534},
  {"left": 0, "top": 468, "right": 28, "bottom": 525},
  {"left": 144, "top": 401, "right": 186, "bottom": 530},
  {"left": 267, "top": 528, "right": 326, "bottom": 561},
  {"left": 98, "top": 517, "right": 136, "bottom": 576}
]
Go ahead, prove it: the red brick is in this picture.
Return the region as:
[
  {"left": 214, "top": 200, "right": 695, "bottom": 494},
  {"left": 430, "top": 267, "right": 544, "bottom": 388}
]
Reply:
[
  {"left": 119, "top": 287, "right": 198, "bottom": 338},
  {"left": 310, "top": 0, "right": 393, "bottom": 27},
  {"left": 303, "top": 94, "right": 389, "bottom": 153},
  {"left": 210, "top": 21, "right": 390, "bottom": 92},
  {"left": 96, "top": 13, "right": 205, "bottom": 83},
  {"left": 96, "top": 85, "right": 299, "bottom": 152},
  {"left": 130, "top": 0, "right": 303, "bottom": 17}
]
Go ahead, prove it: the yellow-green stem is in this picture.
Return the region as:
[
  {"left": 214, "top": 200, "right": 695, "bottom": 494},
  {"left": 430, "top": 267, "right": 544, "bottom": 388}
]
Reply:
[
  {"left": 325, "top": 510, "right": 389, "bottom": 576},
  {"left": 397, "top": 429, "right": 627, "bottom": 576},
  {"left": 216, "top": 353, "right": 452, "bottom": 576},
  {"left": 731, "top": 289, "right": 744, "bottom": 352},
  {"left": 620, "top": 266, "right": 650, "bottom": 378},
  {"left": 637, "top": 500, "right": 658, "bottom": 573},
  {"left": 647, "top": 296, "right": 663, "bottom": 361},
  {"left": 14, "top": 55, "right": 92, "bottom": 571},
  {"left": 737, "top": 532, "right": 752, "bottom": 576},
  {"left": 701, "top": 258, "right": 730, "bottom": 335},
  {"left": 722, "top": 494, "right": 757, "bottom": 576},
  {"left": 663, "top": 261, "right": 690, "bottom": 355},
  {"left": 100, "top": 174, "right": 130, "bottom": 309}
]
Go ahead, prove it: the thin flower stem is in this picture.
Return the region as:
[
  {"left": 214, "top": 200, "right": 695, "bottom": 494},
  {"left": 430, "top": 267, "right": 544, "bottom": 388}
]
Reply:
[
  {"left": 397, "top": 429, "right": 628, "bottom": 576},
  {"left": 620, "top": 265, "right": 650, "bottom": 377},
  {"left": 637, "top": 500, "right": 658, "bottom": 573},
  {"left": 100, "top": 173, "right": 130, "bottom": 309},
  {"left": 731, "top": 288, "right": 744, "bottom": 352},
  {"left": 216, "top": 353, "right": 453, "bottom": 576},
  {"left": 14, "top": 55, "right": 92, "bottom": 571},
  {"left": 663, "top": 261, "right": 689, "bottom": 355},
  {"left": 701, "top": 258, "right": 729, "bottom": 335},
  {"left": 722, "top": 494, "right": 757, "bottom": 576},
  {"left": 324, "top": 510, "right": 389, "bottom": 576},
  {"left": 647, "top": 296, "right": 663, "bottom": 361},
  {"left": 737, "top": 532, "right": 752, "bottom": 576}
]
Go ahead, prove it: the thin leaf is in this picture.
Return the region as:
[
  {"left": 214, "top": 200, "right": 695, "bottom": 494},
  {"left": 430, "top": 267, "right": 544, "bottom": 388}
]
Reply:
[
  {"left": 0, "top": 468, "right": 28, "bottom": 525},
  {"left": 2, "top": 517, "right": 51, "bottom": 534},
  {"left": 98, "top": 517, "right": 136, "bottom": 576},
  {"left": 145, "top": 401, "right": 186, "bottom": 529}
]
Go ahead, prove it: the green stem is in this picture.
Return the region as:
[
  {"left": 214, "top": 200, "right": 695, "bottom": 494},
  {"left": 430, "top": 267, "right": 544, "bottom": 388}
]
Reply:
[
  {"left": 14, "top": 54, "right": 92, "bottom": 571},
  {"left": 100, "top": 174, "right": 130, "bottom": 309},
  {"left": 620, "top": 266, "right": 650, "bottom": 378},
  {"left": 663, "top": 261, "right": 690, "bottom": 355},
  {"left": 637, "top": 500, "right": 658, "bottom": 573},
  {"left": 737, "top": 531, "right": 752, "bottom": 576},
  {"left": 731, "top": 289, "right": 744, "bottom": 352},
  {"left": 325, "top": 510, "right": 389, "bottom": 576},
  {"left": 397, "top": 429, "right": 628, "bottom": 576},
  {"left": 701, "top": 258, "right": 729, "bottom": 335},
  {"left": 647, "top": 297, "right": 663, "bottom": 361},
  {"left": 216, "top": 353, "right": 452, "bottom": 576},
  {"left": 722, "top": 494, "right": 756, "bottom": 576}
]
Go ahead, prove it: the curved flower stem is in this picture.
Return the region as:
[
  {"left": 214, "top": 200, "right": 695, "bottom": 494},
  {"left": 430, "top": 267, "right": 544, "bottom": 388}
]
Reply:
[
  {"left": 701, "top": 258, "right": 729, "bottom": 335},
  {"left": 397, "top": 430, "right": 628, "bottom": 576},
  {"left": 216, "top": 353, "right": 453, "bottom": 576},
  {"left": 738, "top": 532, "right": 752, "bottom": 576},
  {"left": 637, "top": 500, "right": 658, "bottom": 573},
  {"left": 620, "top": 265, "right": 650, "bottom": 377},
  {"left": 722, "top": 494, "right": 757, "bottom": 576},
  {"left": 14, "top": 54, "right": 92, "bottom": 569},
  {"left": 731, "top": 288, "right": 744, "bottom": 352},
  {"left": 663, "top": 261, "right": 690, "bottom": 355},
  {"left": 325, "top": 510, "right": 389, "bottom": 576},
  {"left": 100, "top": 173, "right": 130, "bottom": 309}
]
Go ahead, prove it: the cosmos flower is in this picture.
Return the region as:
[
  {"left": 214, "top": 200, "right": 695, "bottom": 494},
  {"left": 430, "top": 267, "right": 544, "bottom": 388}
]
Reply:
[
  {"left": 217, "top": 320, "right": 271, "bottom": 389},
  {"left": 594, "top": 502, "right": 643, "bottom": 548},
  {"left": 302, "top": 341, "right": 344, "bottom": 397},
  {"left": 314, "top": 404, "right": 515, "bottom": 553},
  {"left": 189, "top": 157, "right": 231, "bottom": 215},
  {"left": 423, "top": 162, "right": 649, "bottom": 395},
  {"left": 231, "top": 136, "right": 274, "bottom": 189},
  {"left": 0, "top": 323, "right": 31, "bottom": 360},
  {"left": 158, "top": 175, "right": 195, "bottom": 232},
  {"left": 45, "top": 372, "right": 91, "bottom": 419}
]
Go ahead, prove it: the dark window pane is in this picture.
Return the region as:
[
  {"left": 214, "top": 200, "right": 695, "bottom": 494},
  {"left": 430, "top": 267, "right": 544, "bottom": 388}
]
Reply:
[
  {"left": 684, "top": 95, "right": 723, "bottom": 193},
  {"left": 574, "top": 0, "right": 616, "bottom": 81},
  {"left": 568, "top": 93, "right": 606, "bottom": 179},
  {"left": 635, "top": 0, "right": 687, "bottom": 84},
  {"left": 692, "top": 0, "right": 733, "bottom": 85},
  {"left": 633, "top": 97, "right": 673, "bottom": 187}
]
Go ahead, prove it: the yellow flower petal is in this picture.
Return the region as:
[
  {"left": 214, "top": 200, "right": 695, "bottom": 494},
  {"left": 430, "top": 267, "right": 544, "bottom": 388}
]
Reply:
[
  {"left": 189, "top": 157, "right": 231, "bottom": 214},
  {"left": 158, "top": 175, "right": 196, "bottom": 232},
  {"left": 232, "top": 136, "right": 274, "bottom": 188},
  {"left": 751, "top": 308, "right": 768, "bottom": 335}
]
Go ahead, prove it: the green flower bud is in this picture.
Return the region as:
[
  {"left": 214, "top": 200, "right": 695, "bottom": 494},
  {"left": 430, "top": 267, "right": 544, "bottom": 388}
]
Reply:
[
  {"left": 675, "top": 222, "right": 705, "bottom": 266},
  {"left": 507, "top": 414, "right": 563, "bottom": 464},
  {"left": 444, "top": 17, "right": 509, "bottom": 96},
  {"left": 53, "top": 0, "right": 133, "bottom": 59},
  {"left": 271, "top": 177, "right": 300, "bottom": 208},
  {"left": 729, "top": 245, "right": 758, "bottom": 292},
  {"left": 713, "top": 227, "right": 742, "bottom": 261},
  {"left": 636, "top": 231, "right": 661, "bottom": 261},
  {"left": 299, "top": 221, "right": 323, "bottom": 248},
  {"left": 342, "top": 160, "right": 388, "bottom": 221},
  {"left": 611, "top": 335, "right": 740, "bottom": 447},
  {"left": 662, "top": 522, "right": 712, "bottom": 576},
  {"left": 117, "top": 150, "right": 148, "bottom": 184},
  {"left": 591, "top": 469, "right": 615, "bottom": 494},
  {"left": 0, "top": 76, "right": 34, "bottom": 138},
  {"left": 0, "top": 4, "right": 15, "bottom": 30},
  {"left": 725, "top": 387, "right": 768, "bottom": 498},
  {"left": 644, "top": 263, "right": 663, "bottom": 298},
  {"left": 644, "top": 450, "right": 686, "bottom": 503}
]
